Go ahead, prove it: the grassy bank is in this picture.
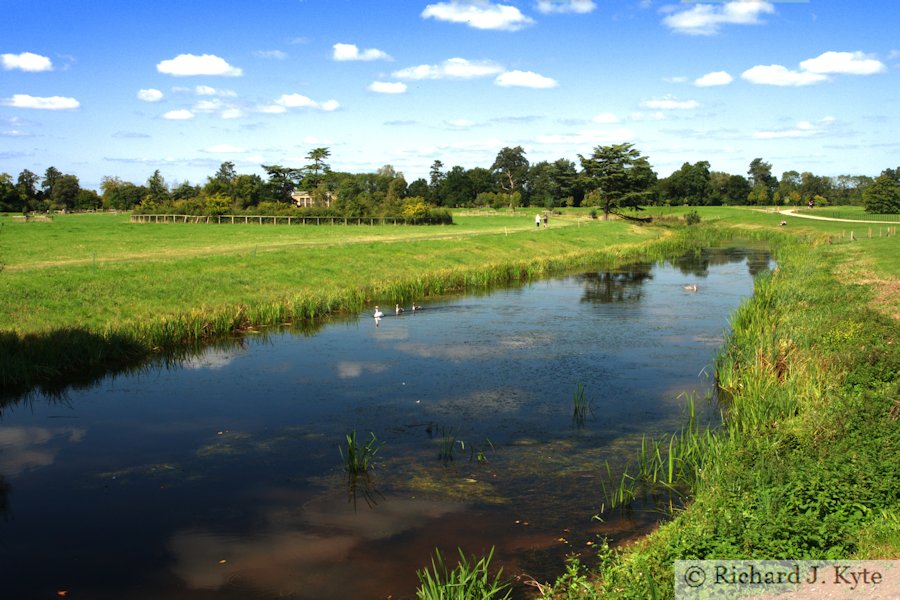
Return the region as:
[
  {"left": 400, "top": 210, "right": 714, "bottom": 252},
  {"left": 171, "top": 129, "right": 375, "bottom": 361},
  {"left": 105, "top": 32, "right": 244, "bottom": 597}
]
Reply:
[{"left": 543, "top": 224, "right": 899, "bottom": 598}]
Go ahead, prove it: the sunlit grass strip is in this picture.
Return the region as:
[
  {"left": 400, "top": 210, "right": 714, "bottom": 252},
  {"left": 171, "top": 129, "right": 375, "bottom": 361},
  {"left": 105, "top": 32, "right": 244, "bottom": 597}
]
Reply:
[{"left": 416, "top": 547, "right": 511, "bottom": 600}]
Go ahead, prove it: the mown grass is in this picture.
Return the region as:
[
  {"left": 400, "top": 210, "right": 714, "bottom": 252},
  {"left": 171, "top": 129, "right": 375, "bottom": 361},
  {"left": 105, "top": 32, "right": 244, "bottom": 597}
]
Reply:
[{"left": 543, "top": 224, "right": 899, "bottom": 598}]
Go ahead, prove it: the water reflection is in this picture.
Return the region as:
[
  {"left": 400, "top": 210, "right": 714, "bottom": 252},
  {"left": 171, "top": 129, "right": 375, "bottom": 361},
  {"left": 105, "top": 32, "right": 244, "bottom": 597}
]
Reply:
[{"left": 0, "top": 246, "right": 771, "bottom": 599}]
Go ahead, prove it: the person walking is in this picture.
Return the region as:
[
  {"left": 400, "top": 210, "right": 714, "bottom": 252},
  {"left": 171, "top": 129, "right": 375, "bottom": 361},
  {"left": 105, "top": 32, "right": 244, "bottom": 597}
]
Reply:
[{"left": 535, "top": 213, "right": 541, "bottom": 228}]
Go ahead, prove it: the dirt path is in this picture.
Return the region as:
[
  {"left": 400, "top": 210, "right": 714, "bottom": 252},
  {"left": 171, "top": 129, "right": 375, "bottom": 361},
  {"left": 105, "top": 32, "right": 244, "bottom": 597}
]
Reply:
[{"left": 779, "top": 208, "right": 897, "bottom": 224}]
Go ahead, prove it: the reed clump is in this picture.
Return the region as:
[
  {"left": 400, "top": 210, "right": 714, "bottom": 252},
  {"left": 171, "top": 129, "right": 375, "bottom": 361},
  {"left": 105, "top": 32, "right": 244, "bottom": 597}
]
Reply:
[{"left": 416, "top": 547, "right": 511, "bottom": 600}]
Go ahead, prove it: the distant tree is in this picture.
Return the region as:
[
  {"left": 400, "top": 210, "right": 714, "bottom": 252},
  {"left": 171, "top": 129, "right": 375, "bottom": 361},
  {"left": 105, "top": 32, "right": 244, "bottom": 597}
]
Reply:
[
  {"left": 747, "top": 158, "right": 776, "bottom": 203},
  {"left": 100, "top": 176, "right": 146, "bottom": 210},
  {"left": 75, "top": 188, "right": 101, "bottom": 210},
  {"left": 491, "top": 146, "right": 529, "bottom": 201},
  {"left": 261, "top": 164, "right": 304, "bottom": 203},
  {"left": 408, "top": 178, "right": 429, "bottom": 199},
  {"left": 862, "top": 169, "right": 899, "bottom": 214},
  {"left": 665, "top": 161, "right": 711, "bottom": 205},
  {"left": 232, "top": 173, "right": 264, "bottom": 208},
  {"left": 0, "top": 172, "right": 23, "bottom": 212},
  {"left": 41, "top": 166, "right": 63, "bottom": 198},
  {"left": 428, "top": 160, "right": 445, "bottom": 205},
  {"left": 16, "top": 169, "right": 40, "bottom": 210},
  {"left": 50, "top": 174, "right": 81, "bottom": 210},
  {"left": 442, "top": 165, "right": 475, "bottom": 207},
  {"left": 305, "top": 147, "right": 331, "bottom": 188},
  {"left": 146, "top": 169, "right": 169, "bottom": 203},
  {"left": 172, "top": 181, "right": 201, "bottom": 201},
  {"left": 579, "top": 143, "right": 656, "bottom": 219},
  {"left": 830, "top": 175, "right": 872, "bottom": 205}
]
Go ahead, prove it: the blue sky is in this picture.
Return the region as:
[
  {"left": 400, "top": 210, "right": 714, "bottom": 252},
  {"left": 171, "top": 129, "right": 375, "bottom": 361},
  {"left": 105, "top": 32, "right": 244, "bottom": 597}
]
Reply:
[{"left": 2, "top": 0, "right": 897, "bottom": 189}]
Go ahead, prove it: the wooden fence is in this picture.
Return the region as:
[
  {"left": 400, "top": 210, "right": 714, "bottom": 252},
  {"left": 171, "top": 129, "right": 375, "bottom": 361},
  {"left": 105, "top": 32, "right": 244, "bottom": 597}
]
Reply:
[{"left": 131, "top": 214, "right": 418, "bottom": 226}]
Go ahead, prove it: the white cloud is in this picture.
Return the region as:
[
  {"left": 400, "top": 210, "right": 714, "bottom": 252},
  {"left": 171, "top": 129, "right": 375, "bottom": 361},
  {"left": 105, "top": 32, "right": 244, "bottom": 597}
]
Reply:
[
  {"left": 421, "top": 2, "right": 535, "bottom": 31},
  {"left": 662, "top": 1, "right": 775, "bottom": 36},
  {"left": 162, "top": 109, "right": 195, "bottom": 120},
  {"left": 392, "top": 58, "right": 504, "bottom": 80},
  {"left": 741, "top": 64, "right": 828, "bottom": 86},
  {"left": 495, "top": 70, "right": 559, "bottom": 88},
  {"left": 272, "top": 94, "right": 340, "bottom": 112},
  {"left": 203, "top": 144, "right": 247, "bottom": 153},
  {"left": 156, "top": 53, "right": 243, "bottom": 77},
  {"left": 137, "top": 88, "right": 164, "bottom": 102},
  {"left": 3, "top": 94, "right": 79, "bottom": 110},
  {"left": 694, "top": 71, "right": 733, "bottom": 87},
  {"left": 220, "top": 108, "right": 245, "bottom": 120},
  {"left": 253, "top": 50, "right": 288, "bottom": 60},
  {"left": 1, "top": 51, "right": 53, "bottom": 72},
  {"left": 664, "top": 76, "right": 689, "bottom": 84},
  {"left": 368, "top": 81, "right": 408, "bottom": 94},
  {"left": 629, "top": 111, "right": 666, "bottom": 121},
  {"left": 753, "top": 116, "right": 835, "bottom": 139},
  {"left": 193, "top": 99, "right": 225, "bottom": 113},
  {"left": 592, "top": 112, "right": 620, "bottom": 124},
  {"left": 641, "top": 96, "right": 699, "bottom": 110},
  {"left": 537, "top": 127, "right": 635, "bottom": 145},
  {"left": 799, "top": 51, "right": 886, "bottom": 75},
  {"left": 195, "top": 85, "right": 237, "bottom": 97},
  {"left": 536, "top": 0, "right": 596, "bottom": 14},
  {"left": 332, "top": 43, "right": 392, "bottom": 62}
]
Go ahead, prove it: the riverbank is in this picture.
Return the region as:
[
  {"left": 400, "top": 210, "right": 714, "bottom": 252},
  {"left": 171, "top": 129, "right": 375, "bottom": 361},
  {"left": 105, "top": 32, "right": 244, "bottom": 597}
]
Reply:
[{"left": 544, "top": 225, "right": 899, "bottom": 598}]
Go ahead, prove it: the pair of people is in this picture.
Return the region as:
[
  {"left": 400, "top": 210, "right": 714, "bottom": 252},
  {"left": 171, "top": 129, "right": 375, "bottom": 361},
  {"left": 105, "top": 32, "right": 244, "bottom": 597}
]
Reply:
[{"left": 535, "top": 213, "right": 548, "bottom": 227}]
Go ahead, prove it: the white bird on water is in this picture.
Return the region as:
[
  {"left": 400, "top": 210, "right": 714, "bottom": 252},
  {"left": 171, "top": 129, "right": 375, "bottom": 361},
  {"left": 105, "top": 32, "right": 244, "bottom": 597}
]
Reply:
[
  {"left": 682, "top": 284, "right": 698, "bottom": 292},
  {"left": 395, "top": 303, "right": 404, "bottom": 314},
  {"left": 373, "top": 306, "right": 384, "bottom": 318}
]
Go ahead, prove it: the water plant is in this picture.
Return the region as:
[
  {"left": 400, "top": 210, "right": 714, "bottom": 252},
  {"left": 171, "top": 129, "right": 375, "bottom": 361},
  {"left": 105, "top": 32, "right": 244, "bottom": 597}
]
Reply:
[
  {"left": 339, "top": 430, "right": 382, "bottom": 475},
  {"left": 416, "top": 547, "right": 511, "bottom": 600},
  {"left": 572, "top": 382, "right": 592, "bottom": 425}
]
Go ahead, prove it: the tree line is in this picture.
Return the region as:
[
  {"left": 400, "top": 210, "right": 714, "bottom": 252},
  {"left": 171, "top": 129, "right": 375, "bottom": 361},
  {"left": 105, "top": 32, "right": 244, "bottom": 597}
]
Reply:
[{"left": 1, "top": 145, "right": 897, "bottom": 216}]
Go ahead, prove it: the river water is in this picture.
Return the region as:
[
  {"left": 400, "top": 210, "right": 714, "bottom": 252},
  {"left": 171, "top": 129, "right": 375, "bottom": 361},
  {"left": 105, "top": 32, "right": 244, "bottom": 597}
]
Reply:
[{"left": 0, "top": 246, "right": 770, "bottom": 599}]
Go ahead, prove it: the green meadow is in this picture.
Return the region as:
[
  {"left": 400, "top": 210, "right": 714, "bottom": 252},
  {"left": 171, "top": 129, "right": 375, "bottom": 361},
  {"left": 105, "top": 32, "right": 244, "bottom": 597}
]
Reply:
[{"left": 1, "top": 207, "right": 897, "bottom": 598}]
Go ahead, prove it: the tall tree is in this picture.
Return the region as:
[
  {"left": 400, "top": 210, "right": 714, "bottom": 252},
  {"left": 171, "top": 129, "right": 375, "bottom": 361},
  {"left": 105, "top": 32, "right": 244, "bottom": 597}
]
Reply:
[
  {"left": 862, "top": 168, "right": 900, "bottom": 214},
  {"left": 16, "top": 169, "right": 40, "bottom": 210},
  {"left": 579, "top": 143, "right": 656, "bottom": 219},
  {"left": 491, "top": 146, "right": 529, "bottom": 198},
  {"left": 747, "top": 158, "right": 777, "bottom": 203},
  {"left": 146, "top": 169, "right": 169, "bottom": 203},
  {"left": 261, "top": 164, "right": 304, "bottom": 202},
  {"left": 305, "top": 147, "right": 331, "bottom": 188},
  {"left": 665, "top": 161, "right": 711, "bottom": 205},
  {"left": 428, "top": 160, "right": 445, "bottom": 205}
]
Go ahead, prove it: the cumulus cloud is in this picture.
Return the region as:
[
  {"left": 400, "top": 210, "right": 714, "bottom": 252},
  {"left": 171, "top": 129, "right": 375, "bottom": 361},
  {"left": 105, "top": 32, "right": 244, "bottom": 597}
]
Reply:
[
  {"left": 537, "top": 127, "right": 635, "bottom": 145},
  {"left": 1, "top": 51, "right": 53, "bottom": 72},
  {"left": 392, "top": 58, "right": 504, "bottom": 80},
  {"left": 332, "top": 43, "right": 392, "bottom": 62},
  {"left": 641, "top": 96, "right": 699, "bottom": 110},
  {"left": 495, "top": 70, "right": 558, "bottom": 88},
  {"left": 368, "top": 81, "right": 408, "bottom": 94},
  {"left": 156, "top": 53, "right": 243, "bottom": 77},
  {"left": 137, "top": 88, "right": 164, "bottom": 102},
  {"left": 194, "top": 85, "right": 237, "bottom": 97},
  {"left": 422, "top": 2, "right": 535, "bottom": 31},
  {"left": 3, "top": 94, "right": 79, "bottom": 110},
  {"left": 268, "top": 93, "right": 340, "bottom": 112},
  {"left": 662, "top": 0, "right": 774, "bottom": 36},
  {"left": 536, "top": 0, "right": 596, "bottom": 14},
  {"left": 162, "top": 109, "right": 195, "bottom": 120},
  {"left": 592, "top": 112, "right": 620, "bottom": 124},
  {"left": 741, "top": 64, "right": 828, "bottom": 86},
  {"left": 253, "top": 50, "right": 287, "bottom": 60},
  {"left": 694, "top": 71, "right": 733, "bottom": 87},
  {"left": 799, "top": 51, "right": 886, "bottom": 75},
  {"left": 753, "top": 116, "right": 835, "bottom": 139},
  {"left": 220, "top": 108, "right": 245, "bottom": 119}
]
